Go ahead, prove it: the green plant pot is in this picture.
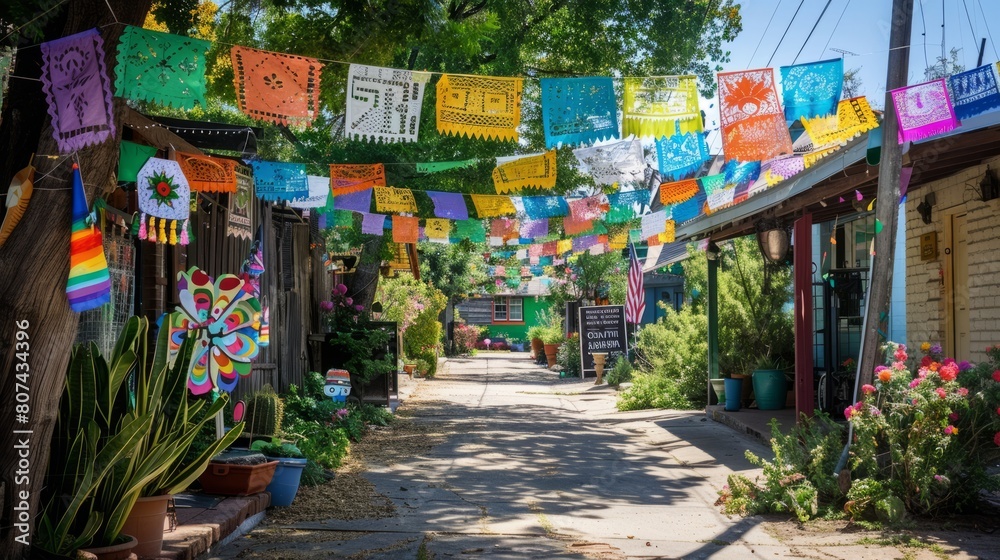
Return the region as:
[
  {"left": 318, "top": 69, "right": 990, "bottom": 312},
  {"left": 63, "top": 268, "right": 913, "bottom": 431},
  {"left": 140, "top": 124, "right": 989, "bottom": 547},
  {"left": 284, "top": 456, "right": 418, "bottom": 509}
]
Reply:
[{"left": 752, "top": 369, "right": 787, "bottom": 410}]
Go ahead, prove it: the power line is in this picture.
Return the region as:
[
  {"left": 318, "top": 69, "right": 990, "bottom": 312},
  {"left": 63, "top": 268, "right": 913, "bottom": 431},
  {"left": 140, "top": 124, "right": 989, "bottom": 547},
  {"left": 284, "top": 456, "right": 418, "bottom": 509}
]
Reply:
[
  {"left": 821, "top": 0, "right": 853, "bottom": 57},
  {"left": 749, "top": 0, "right": 783, "bottom": 67},
  {"left": 961, "top": 0, "right": 978, "bottom": 64},
  {"left": 766, "top": 0, "right": 806, "bottom": 68},
  {"left": 918, "top": 0, "right": 929, "bottom": 72},
  {"left": 976, "top": 0, "right": 999, "bottom": 60},
  {"left": 793, "top": 0, "right": 833, "bottom": 64}
]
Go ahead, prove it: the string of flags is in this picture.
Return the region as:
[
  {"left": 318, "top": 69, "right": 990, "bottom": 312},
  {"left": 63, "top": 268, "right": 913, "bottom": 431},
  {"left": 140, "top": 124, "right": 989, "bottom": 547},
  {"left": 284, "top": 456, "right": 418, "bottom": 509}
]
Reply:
[{"left": 11, "top": 21, "right": 1000, "bottom": 282}]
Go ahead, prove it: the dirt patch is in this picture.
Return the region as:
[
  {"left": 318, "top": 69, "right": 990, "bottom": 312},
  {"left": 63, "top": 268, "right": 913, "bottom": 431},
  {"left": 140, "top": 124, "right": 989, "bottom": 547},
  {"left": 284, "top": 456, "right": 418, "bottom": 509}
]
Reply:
[
  {"left": 761, "top": 513, "right": 1000, "bottom": 559},
  {"left": 265, "top": 391, "right": 448, "bottom": 525}
]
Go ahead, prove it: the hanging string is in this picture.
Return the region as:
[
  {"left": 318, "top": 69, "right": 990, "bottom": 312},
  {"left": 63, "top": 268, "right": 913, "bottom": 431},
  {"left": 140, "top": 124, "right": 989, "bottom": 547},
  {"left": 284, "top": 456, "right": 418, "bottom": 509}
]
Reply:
[{"left": 0, "top": 0, "right": 74, "bottom": 44}]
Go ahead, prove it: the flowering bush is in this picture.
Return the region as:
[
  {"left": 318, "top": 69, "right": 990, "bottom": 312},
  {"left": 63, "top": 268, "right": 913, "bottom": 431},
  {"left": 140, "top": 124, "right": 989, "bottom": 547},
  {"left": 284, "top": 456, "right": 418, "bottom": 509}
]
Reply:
[
  {"left": 453, "top": 323, "right": 484, "bottom": 355},
  {"left": 320, "top": 283, "right": 365, "bottom": 331},
  {"left": 720, "top": 341, "right": 1000, "bottom": 522},
  {"left": 847, "top": 342, "right": 1000, "bottom": 516}
]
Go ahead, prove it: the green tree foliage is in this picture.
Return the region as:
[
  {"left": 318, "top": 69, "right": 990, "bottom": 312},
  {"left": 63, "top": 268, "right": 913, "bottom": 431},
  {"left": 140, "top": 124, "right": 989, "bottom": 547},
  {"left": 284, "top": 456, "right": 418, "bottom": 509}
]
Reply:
[
  {"left": 683, "top": 236, "right": 794, "bottom": 377},
  {"left": 418, "top": 241, "right": 490, "bottom": 302}
]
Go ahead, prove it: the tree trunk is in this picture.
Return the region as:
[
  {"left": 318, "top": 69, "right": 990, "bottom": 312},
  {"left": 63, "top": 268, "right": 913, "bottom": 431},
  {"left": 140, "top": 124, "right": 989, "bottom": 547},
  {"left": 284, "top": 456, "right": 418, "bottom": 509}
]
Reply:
[{"left": 0, "top": 2, "right": 152, "bottom": 556}]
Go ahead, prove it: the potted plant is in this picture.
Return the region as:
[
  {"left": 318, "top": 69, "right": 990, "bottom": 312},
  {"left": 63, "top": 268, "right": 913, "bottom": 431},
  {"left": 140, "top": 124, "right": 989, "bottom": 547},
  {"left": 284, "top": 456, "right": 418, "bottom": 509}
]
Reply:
[
  {"left": 123, "top": 314, "right": 245, "bottom": 559},
  {"left": 36, "top": 316, "right": 243, "bottom": 560},
  {"left": 250, "top": 439, "right": 308, "bottom": 507},
  {"left": 751, "top": 354, "right": 788, "bottom": 411},
  {"left": 527, "top": 326, "right": 545, "bottom": 360},
  {"left": 541, "top": 326, "right": 564, "bottom": 368}
]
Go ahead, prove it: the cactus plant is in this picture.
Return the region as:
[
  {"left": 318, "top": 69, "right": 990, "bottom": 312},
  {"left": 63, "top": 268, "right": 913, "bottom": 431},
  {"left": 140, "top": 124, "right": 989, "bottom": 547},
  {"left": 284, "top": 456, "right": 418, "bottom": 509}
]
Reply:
[{"left": 244, "top": 384, "right": 284, "bottom": 437}]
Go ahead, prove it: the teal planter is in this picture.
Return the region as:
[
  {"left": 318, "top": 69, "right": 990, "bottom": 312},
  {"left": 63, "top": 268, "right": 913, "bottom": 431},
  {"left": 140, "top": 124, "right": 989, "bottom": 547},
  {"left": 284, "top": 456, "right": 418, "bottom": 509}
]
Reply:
[
  {"left": 752, "top": 369, "right": 787, "bottom": 410},
  {"left": 266, "top": 457, "right": 307, "bottom": 506},
  {"left": 723, "top": 378, "right": 743, "bottom": 411}
]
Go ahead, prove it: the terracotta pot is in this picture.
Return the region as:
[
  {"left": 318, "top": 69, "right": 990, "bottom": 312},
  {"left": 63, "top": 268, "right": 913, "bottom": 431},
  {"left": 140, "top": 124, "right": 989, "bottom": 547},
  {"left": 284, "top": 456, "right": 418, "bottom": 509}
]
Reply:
[
  {"left": 122, "top": 495, "right": 171, "bottom": 559},
  {"left": 543, "top": 343, "right": 560, "bottom": 368},
  {"left": 403, "top": 364, "right": 416, "bottom": 376},
  {"left": 78, "top": 534, "right": 137, "bottom": 560},
  {"left": 530, "top": 338, "right": 544, "bottom": 360}
]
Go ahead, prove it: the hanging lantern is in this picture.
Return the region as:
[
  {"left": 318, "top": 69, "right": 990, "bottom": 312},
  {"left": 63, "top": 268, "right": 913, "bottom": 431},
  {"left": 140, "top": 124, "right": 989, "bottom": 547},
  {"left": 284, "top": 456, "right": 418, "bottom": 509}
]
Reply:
[{"left": 755, "top": 218, "right": 791, "bottom": 265}]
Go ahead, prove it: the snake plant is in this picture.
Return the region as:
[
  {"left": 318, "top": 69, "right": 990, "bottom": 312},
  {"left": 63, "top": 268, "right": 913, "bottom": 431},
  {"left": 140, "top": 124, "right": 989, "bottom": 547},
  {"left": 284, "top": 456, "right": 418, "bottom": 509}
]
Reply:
[{"left": 36, "top": 315, "right": 245, "bottom": 556}]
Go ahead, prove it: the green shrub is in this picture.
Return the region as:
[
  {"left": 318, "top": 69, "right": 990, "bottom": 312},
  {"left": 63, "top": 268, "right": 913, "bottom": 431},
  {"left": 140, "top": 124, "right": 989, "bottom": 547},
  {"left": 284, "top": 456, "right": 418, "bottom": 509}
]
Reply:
[
  {"left": 623, "top": 304, "right": 708, "bottom": 408},
  {"left": 616, "top": 371, "right": 689, "bottom": 411},
  {"left": 606, "top": 355, "right": 633, "bottom": 386},
  {"left": 718, "top": 415, "right": 844, "bottom": 521},
  {"left": 557, "top": 333, "right": 581, "bottom": 376}
]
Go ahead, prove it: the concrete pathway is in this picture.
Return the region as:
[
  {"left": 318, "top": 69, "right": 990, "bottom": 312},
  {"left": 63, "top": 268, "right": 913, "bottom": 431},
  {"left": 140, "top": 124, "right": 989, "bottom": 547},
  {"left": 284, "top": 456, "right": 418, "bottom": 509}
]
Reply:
[{"left": 212, "top": 354, "right": 994, "bottom": 559}]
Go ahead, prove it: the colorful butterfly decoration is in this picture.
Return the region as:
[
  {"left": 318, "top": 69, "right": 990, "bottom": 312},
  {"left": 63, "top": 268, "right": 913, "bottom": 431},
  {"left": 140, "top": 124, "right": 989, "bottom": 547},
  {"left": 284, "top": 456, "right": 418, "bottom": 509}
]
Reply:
[{"left": 170, "top": 267, "right": 261, "bottom": 395}]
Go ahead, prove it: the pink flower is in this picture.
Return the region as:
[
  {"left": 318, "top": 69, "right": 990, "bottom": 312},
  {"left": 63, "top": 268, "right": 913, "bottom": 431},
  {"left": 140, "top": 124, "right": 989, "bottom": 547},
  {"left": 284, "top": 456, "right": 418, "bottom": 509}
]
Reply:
[
  {"left": 862, "top": 384, "right": 877, "bottom": 395},
  {"left": 944, "top": 425, "right": 958, "bottom": 435},
  {"left": 354, "top": 304, "right": 364, "bottom": 312},
  {"left": 939, "top": 363, "right": 959, "bottom": 382},
  {"left": 957, "top": 387, "right": 969, "bottom": 397},
  {"left": 921, "top": 356, "right": 933, "bottom": 367},
  {"left": 918, "top": 367, "right": 929, "bottom": 378},
  {"left": 336, "top": 284, "right": 349, "bottom": 295},
  {"left": 909, "top": 378, "right": 922, "bottom": 388},
  {"left": 320, "top": 300, "right": 334, "bottom": 312},
  {"left": 892, "top": 361, "right": 907, "bottom": 371},
  {"left": 870, "top": 407, "right": 881, "bottom": 416},
  {"left": 895, "top": 347, "right": 908, "bottom": 361},
  {"left": 959, "top": 361, "right": 972, "bottom": 371},
  {"left": 912, "top": 398, "right": 920, "bottom": 406},
  {"left": 844, "top": 405, "right": 855, "bottom": 420},
  {"left": 993, "top": 370, "right": 1000, "bottom": 383},
  {"left": 345, "top": 297, "right": 353, "bottom": 305},
  {"left": 995, "top": 432, "right": 1000, "bottom": 446},
  {"left": 936, "top": 387, "right": 947, "bottom": 399},
  {"left": 874, "top": 365, "right": 889, "bottom": 374},
  {"left": 949, "top": 412, "right": 959, "bottom": 421},
  {"left": 943, "top": 358, "right": 956, "bottom": 366}
]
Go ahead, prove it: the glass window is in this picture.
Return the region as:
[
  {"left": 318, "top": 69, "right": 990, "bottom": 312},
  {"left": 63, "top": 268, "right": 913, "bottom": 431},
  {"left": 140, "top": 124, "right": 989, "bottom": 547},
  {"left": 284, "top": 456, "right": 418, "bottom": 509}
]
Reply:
[
  {"left": 509, "top": 298, "right": 523, "bottom": 321},
  {"left": 493, "top": 297, "right": 507, "bottom": 321}
]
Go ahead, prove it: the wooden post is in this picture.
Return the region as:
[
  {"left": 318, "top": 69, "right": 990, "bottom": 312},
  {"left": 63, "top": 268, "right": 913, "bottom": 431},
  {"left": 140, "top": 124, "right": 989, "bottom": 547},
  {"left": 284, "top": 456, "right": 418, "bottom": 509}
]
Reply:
[
  {"left": 706, "top": 244, "right": 720, "bottom": 404},
  {"left": 857, "top": 0, "right": 913, "bottom": 389},
  {"left": 794, "top": 213, "right": 815, "bottom": 420}
]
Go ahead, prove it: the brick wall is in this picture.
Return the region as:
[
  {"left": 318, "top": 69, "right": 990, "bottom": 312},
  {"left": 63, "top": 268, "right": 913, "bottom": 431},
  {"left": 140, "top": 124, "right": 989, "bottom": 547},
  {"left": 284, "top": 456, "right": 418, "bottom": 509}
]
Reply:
[{"left": 905, "top": 155, "right": 1000, "bottom": 362}]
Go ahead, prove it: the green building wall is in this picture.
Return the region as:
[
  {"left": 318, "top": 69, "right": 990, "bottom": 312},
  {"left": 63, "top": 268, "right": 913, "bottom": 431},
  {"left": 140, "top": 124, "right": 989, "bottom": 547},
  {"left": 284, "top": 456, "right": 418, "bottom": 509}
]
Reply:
[{"left": 484, "top": 296, "right": 552, "bottom": 343}]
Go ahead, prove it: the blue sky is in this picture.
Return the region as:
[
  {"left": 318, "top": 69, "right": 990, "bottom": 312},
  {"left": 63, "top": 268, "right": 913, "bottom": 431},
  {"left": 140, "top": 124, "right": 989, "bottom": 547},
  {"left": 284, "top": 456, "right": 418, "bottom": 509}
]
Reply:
[{"left": 701, "top": 0, "right": 1000, "bottom": 152}]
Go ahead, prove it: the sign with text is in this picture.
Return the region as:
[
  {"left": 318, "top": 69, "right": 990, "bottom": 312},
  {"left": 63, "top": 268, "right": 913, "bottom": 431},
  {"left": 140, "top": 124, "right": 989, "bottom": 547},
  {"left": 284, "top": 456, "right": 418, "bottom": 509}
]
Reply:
[{"left": 578, "top": 305, "right": 628, "bottom": 378}]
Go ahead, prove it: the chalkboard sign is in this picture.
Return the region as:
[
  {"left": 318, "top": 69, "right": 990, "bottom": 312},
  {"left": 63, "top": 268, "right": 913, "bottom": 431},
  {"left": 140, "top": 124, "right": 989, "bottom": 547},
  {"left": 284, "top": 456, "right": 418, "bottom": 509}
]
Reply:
[{"left": 578, "top": 305, "right": 628, "bottom": 378}]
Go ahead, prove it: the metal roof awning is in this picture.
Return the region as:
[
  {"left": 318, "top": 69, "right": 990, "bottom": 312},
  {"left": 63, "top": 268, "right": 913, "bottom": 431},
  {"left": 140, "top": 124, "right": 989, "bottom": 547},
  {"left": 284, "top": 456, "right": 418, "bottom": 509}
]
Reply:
[{"left": 642, "top": 239, "right": 691, "bottom": 272}]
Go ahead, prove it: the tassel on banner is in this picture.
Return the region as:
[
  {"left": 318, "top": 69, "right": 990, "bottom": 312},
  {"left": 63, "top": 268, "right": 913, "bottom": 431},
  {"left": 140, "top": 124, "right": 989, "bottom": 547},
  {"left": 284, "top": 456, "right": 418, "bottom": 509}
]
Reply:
[
  {"left": 169, "top": 220, "right": 178, "bottom": 245},
  {"left": 138, "top": 212, "right": 147, "bottom": 239},
  {"left": 180, "top": 219, "right": 189, "bottom": 245},
  {"left": 148, "top": 216, "right": 157, "bottom": 243}
]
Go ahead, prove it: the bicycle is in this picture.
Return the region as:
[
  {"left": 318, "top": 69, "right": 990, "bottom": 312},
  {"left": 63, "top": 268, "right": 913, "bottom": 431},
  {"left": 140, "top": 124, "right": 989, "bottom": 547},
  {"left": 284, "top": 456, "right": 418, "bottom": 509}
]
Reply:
[{"left": 817, "top": 359, "right": 857, "bottom": 419}]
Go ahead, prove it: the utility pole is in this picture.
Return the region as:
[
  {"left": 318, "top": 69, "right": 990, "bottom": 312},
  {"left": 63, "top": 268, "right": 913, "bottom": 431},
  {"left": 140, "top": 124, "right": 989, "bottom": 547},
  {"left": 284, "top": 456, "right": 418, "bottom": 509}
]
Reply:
[{"left": 856, "top": 0, "right": 913, "bottom": 389}]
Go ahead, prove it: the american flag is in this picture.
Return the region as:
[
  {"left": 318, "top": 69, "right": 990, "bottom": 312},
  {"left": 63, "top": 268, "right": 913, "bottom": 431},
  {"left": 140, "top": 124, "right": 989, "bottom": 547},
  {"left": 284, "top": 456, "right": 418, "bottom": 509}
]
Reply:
[{"left": 625, "top": 243, "right": 645, "bottom": 324}]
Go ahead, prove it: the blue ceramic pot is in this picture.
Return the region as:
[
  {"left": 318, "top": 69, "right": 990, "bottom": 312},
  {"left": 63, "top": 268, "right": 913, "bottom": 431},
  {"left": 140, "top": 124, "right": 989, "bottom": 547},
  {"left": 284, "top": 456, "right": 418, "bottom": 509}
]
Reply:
[
  {"left": 266, "top": 457, "right": 308, "bottom": 506},
  {"left": 724, "top": 377, "right": 743, "bottom": 411}
]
